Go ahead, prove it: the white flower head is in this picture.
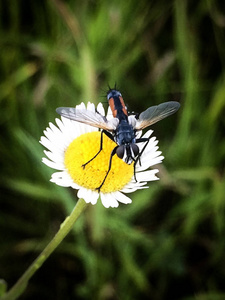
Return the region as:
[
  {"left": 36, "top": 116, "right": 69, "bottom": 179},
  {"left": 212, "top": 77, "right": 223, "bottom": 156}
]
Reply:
[{"left": 40, "top": 102, "right": 164, "bottom": 208}]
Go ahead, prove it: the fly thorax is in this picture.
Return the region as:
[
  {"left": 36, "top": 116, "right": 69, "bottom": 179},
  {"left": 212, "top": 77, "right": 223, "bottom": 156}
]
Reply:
[{"left": 115, "top": 122, "right": 135, "bottom": 146}]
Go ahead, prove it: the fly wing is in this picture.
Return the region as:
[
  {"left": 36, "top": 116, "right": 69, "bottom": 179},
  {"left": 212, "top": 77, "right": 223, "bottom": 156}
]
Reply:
[
  {"left": 56, "top": 107, "right": 115, "bottom": 131},
  {"left": 135, "top": 101, "right": 180, "bottom": 130}
]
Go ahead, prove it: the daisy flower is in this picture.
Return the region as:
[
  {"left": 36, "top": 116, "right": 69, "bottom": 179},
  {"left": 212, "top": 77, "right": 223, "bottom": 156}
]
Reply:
[{"left": 40, "top": 102, "right": 164, "bottom": 208}]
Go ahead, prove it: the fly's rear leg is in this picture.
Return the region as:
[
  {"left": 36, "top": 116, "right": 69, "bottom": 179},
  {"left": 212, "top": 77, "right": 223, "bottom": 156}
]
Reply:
[
  {"left": 82, "top": 129, "right": 114, "bottom": 168},
  {"left": 133, "top": 137, "right": 150, "bottom": 181}
]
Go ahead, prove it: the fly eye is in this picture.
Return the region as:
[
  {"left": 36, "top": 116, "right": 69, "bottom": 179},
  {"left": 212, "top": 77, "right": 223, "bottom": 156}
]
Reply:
[
  {"left": 131, "top": 144, "right": 139, "bottom": 157},
  {"left": 116, "top": 146, "right": 125, "bottom": 159}
]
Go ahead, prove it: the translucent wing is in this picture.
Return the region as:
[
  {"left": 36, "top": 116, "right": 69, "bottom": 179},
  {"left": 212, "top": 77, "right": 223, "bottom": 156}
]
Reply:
[
  {"left": 135, "top": 101, "right": 180, "bottom": 130},
  {"left": 56, "top": 107, "right": 115, "bottom": 131}
]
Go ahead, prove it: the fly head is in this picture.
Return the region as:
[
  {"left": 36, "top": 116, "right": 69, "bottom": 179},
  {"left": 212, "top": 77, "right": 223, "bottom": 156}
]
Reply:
[{"left": 116, "top": 143, "right": 139, "bottom": 165}]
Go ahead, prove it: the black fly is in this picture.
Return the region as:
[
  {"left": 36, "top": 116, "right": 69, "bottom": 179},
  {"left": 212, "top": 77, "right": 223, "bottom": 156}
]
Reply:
[{"left": 56, "top": 89, "right": 180, "bottom": 191}]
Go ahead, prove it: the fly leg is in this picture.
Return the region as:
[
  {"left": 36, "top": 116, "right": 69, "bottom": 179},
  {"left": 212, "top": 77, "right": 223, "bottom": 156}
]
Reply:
[
  {"left": 82, "top": 129, "right": 114, "bottom": 168},
  {"left": 96, "top": 146, "right": 118, "bottom": 192},
  {"left": 133, "top": 137, "right": 150, "bottom": 181}
]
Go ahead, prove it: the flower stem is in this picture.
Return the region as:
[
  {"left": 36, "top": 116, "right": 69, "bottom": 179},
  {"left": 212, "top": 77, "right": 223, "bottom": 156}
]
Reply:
[{"left": 1, "top": 198, "right": 87, "bottom": 300}]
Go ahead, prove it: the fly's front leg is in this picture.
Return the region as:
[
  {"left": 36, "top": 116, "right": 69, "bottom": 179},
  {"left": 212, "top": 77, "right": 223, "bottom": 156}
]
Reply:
[
  {"left": 133, "top": 137, "right": 150, "bottom": 181},
  {"left": 82, "top": 129, "right": 114, "bottom": 168}
]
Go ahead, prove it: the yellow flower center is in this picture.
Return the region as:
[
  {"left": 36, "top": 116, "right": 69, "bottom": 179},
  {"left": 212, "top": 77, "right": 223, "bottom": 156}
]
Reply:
[{"left": 64, "top": 131, "right": 133, "bottom": 193}]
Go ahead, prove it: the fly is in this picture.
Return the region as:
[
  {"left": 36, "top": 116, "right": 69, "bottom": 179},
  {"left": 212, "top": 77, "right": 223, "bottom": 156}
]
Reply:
[{"left": 56, "top": 89, "right": 180, "bottom": 191}]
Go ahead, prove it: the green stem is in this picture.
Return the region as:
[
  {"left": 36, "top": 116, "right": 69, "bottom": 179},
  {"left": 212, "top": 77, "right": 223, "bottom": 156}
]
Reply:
[{"left": 1, "top": 198, "right": 87, "bottom": 300}]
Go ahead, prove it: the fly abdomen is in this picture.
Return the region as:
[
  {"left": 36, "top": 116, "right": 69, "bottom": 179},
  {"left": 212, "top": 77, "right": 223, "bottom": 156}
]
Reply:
[{"left": 107, "top": 89, "right": 128, "bottom": 120}]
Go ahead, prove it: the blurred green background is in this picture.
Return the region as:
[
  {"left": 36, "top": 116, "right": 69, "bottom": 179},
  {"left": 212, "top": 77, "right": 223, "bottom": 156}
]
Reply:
[{"left": 1, "top": 0, "right": 225, "bottom": 299}]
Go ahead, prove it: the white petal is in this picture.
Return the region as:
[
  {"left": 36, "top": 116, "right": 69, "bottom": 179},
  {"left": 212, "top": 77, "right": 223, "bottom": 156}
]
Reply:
[
  {"left": 40, "top": 132, "right": 67, "bottom": 152},
  {"left": 42, "top": 158, "right": 65, "bottom": 170},
  {"left": 135, "top": 130, "right": 142, "bottom": 139},
  {"left": 121, "top": 180, "right": 148, "bottom": 193},
  {"left": 76, "top": 102, "right": 86, "bottom": 110},
  {"left": 106, "top": 106, "right": 113, "bottom": 119},
  {"left": 128, "top": 115, "right": 137, "bottom": 127},
  {"left": 87, "top": 102, "right": 95, "bottom": 112},
  {"left": 77, "top": 188, "right": 99, "bottom": 205},
  {"left": 142, "top": 130, "right": 153, "bottom": 139},
  {"left": 39, "top": 136, "right": 54, "bottom": 150},
  {"left": 121, "top": 185, "right": 148, "bottom": 193},
  {"left": 90, "top": 192, "right": 99, "bottom": 205},
  {"left": 97, "top": 103, "right": 105, "bottom": 116},
  {"left": 50, "top": 171, "right": 73, "bottom": 187},
  {"left": 43, "top": 150, "right": 64, "bottom": 164},
  {"left": 49, "top": 122, "right": 62, "bottom": 135},
  {"left": 100, "top": 193, "right": 119, "bottom": 208},
  {"left": 136, "top": 154, "right": 164, "bottom": 171},
  {"left": 71, "top": 181, "right": 82, "bottom": 189},
  {"left": 114, "top": 191, "right": 132, "bottom": 204},
  {"left": 135, "top": 169, "right": 159, "bottom": 182},
  {"left": 55, "top": 118, "right": 64, "bottom": 131}
]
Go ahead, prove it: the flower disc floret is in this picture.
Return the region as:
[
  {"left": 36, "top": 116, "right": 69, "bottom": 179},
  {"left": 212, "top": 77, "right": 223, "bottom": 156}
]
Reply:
[{"left": 64, "top": 131, "right": 133, "bottom": 193}]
